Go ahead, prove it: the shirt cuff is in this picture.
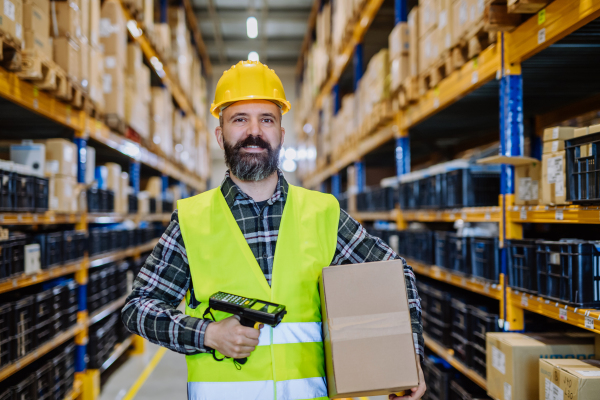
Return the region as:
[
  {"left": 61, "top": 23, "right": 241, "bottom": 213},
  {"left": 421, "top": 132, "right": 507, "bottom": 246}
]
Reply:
[{"left": 196, "top": 318, "right": 213, "bottom": 353}]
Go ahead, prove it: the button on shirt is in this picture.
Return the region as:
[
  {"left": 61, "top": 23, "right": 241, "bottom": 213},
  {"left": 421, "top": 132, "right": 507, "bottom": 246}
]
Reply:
[{"left": 122, "top": 170, "right": 423, "bottom": 359}]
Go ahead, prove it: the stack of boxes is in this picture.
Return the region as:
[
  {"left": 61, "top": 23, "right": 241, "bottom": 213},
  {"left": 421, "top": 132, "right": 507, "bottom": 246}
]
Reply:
[
  {"left": 88, "top": 0, "right": 104, "bottom": 109},
  {"left": 125, "top": 43, "right": 151, "bottom": 138},
  {"left": 0, "top": 0, "right": 23, "bottom": 47},
  {"left": 541, "top": 126, "right": 574, "bottom": 205},
  {"left": 52, "top": 0, "right": 82, "bottom": 83},
  {"left": 418, "top": 0, "right": 439, "bottom": 75},
  {"left": 168, "top": 7, "right": 192, "bottom": 96},
  {"left": 23, "top": 0, "right": 50, "bottom": 59},
  {"left": 100, "top": 0, "right": 127, "bottom": 120},
  {"left": 150, "top": 87, "right": 174, "bottom": 157},
  {"left": 356, "top": 49, "right": 390, "bottom": 133},
  {"left": 45, "top": 139, "right": 78, "bottom": 213},
  {"left": 389, "top": 22, "right": 409, "bottom": 93}
]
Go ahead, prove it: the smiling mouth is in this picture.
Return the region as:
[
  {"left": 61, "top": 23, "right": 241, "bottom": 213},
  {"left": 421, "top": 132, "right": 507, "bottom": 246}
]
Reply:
[{"left": 242, "top": 145, "right": 266, "bottom": 151}]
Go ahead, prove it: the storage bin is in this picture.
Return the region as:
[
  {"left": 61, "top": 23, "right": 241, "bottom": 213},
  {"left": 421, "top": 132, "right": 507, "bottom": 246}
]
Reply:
[
  {"left": 0, "top": 238, "right": 13, "bottom": 279},
  {"left": 447, "top": 234, "right": 471, "bottom": 275},
  {"left": 35, "top": 317, "right": 55, "bottom": 347},
  {"left": 0, "top": 169, "right": 16, "bottom": 211},
  {"left": 507, "top": 239, "right": 538, "bottom": 294},
  {"left": 423, "top": 313, "right": 452, "bottom": 348},
  {"left": 11, "top": 375, "right": 36, "bottom": 400},
  {"left": 36, "top": 361, "right": 54, "bottom": 400},
  {"left": 445, "top": 166, "right": 500, "bottom": 208},
  {"left": 34, "top": 176, "right": 49, "bottom": 212},
  {"left": 63, "top": 230, "right": 87, "bottom": 262},
  {"left": 449, "top": 379, "right": 491, "bottom": 400},
  {"left": 405, "top": 231, "right": 435, "bottom": 265},
  {"left": 565, "top": 132, "right": 600, "bottom": 204},
  {"left": 470, "top": 237, "right": 500, "bottom": 283},
  {"left": 424, "top": 285, "right": 452, "bottom": 324},
  {"left": 0, "top": 389, "right": 11, "bottom": 400},
  {"left": 12, "top": 296, "right": 35, "bottom": 336},
  {"left": 536, "top": 240, "right": 600, "bottom": 307},
  {"left": 128, "top": 193, "right": 138, "bottom": 214},
  {"left": 398, "top": 180, "right": 419, "bottom": 210},
  {"left": 451, "top": 298, "right": 469, "bottom": 341},
  {"left": 12, "top": 327, "right": 35, "bottom": 359},
  {"left": 34, "top": 232, "right": 63, "bottom": 268},
  {"left": 434, "top": 231, "right": 449, "bottom": 268},
  {"left": 468, "top": 306, "right": 499, "bottom": 352},
  {"left": 149, "top": 198, "right": 157, "bottom": 214},
  {"left": 423, "top": 357, "right": 453, "bottom": 400},
  {"left": 35, "top": 288, "right": 55, "bottom": 324},
  {"left": 15, "top": 174, "right": 35, "bottom": 212},
  {"left": 0, "top": 303, "right": 12, "bottom": 368}
]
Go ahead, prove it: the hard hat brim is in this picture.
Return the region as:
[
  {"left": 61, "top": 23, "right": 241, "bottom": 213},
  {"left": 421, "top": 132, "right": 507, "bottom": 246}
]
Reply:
[{"left": 210, "top": 97, "right": 291, "bottom": 119}]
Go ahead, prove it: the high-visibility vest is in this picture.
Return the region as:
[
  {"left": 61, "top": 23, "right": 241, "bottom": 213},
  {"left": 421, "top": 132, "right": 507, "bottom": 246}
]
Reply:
[{"left": 177, "top": 184, "right": 340, "bottom": 400}]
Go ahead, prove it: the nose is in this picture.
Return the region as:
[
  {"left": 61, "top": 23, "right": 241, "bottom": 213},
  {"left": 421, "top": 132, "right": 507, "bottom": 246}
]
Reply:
[{"left": 247, "top": 117, "right": 261, "bottom": 136}]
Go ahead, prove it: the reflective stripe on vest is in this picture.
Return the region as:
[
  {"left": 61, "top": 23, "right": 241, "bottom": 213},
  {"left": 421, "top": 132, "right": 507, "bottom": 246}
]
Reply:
[
  {"left": 188, "top": 377, "right": 328, "bottom": 400},
  {"left": 257, "top": 322, "right": 323, "bottom": 346}
]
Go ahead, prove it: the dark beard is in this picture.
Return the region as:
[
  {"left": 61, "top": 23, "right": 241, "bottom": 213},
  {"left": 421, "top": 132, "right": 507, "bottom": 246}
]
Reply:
[{"left": 223, "top": 135, "right": 281, "bottom": 181}]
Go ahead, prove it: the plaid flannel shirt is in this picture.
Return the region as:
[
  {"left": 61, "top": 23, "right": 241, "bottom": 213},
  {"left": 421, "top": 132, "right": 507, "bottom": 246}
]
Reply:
[{"left": 122, "top": 170, "right": 423, "bottom": 360}]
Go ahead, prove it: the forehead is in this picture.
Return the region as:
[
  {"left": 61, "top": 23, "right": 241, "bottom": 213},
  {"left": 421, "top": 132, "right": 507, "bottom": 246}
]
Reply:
[{"left": 223, "top": 100, "right": 281, "bottom": 118}]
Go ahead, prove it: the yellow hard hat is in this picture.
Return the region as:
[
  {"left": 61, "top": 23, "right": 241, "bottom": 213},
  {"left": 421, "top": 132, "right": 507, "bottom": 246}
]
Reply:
[{"left": 210, "top": 60, "right": 291, "bottom": 119}]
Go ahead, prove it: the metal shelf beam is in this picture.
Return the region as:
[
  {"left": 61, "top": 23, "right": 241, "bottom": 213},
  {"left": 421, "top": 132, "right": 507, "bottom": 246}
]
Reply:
[{"left": 0, "top": 260, "right": 85, "bottom": 294}]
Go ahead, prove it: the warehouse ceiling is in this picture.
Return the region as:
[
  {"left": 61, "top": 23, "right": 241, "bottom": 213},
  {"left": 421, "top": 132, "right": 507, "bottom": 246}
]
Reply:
[{"left": 192, "top": 0, "right": 314, "bottom": 66}]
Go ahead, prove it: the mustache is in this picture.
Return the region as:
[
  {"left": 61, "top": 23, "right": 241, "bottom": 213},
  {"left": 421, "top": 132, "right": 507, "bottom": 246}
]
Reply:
[{"left": 233, "top": 135, "right": 272, "bottom": 151}]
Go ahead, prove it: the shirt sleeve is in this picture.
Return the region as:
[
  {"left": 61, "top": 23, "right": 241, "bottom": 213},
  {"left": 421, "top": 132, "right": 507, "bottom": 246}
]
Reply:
[
  {"left": 121, "top": 210, "right": 212, "bottom": 355},
  {"left": 332, "top": 209, "right": 424, "bottom": 361}
]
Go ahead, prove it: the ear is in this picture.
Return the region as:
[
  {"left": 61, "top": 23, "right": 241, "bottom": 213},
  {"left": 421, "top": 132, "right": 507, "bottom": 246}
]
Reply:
[{"left": 215, "top": 126, "right": 225, "bottom": 150}]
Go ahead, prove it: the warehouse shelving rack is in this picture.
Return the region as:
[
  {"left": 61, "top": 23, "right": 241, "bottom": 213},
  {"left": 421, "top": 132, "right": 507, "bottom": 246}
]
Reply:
[
  {"left": 0, "top": 0, "right": 210, "bottom": 397},
  {"left": 298, "top": 0, "right": 600, "bottom": 390}
]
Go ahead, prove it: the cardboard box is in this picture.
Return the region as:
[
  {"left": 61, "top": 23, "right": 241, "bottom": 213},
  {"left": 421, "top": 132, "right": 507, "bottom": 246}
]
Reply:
[
  {"left": 515, "top": 161, "right": 540, "bottom": 206},
  {"left": 105, "top": 162, "right": 121, "bottom": 192},
  {"left": 45, "top": 139, "right": 77, "bottom": 178},
  {"left": 589, "top": 124, "right": 600, "bottom": 135},
  {"left": 452, "top": 0, "right": 469, "bottom": 44},
  {"left": 438, "top": 0, "right": 453, "bottom": 52},
  {"left": 419, "top": 29, "right": 439, "bottom": 73},
  {"left": 53, "top": 37, "right": 79, "bottom": 81},
  {"left": 539, "top": 359, "right": 600, "bottom": 400},
  {"left": 574, "top": 127, "right": 589, "bottom": 138},
  {"left": 0, "top": 0, "right": 23, "bottom": 42},
  {"left": 24, "top": 30, "right": 51, "bottom": 59},
  {"left": 580, "top": 143, "right": 593, "bottom": 158},
  {"left": 79, "top": 39, "right": 89, "bottom": 89},
  {"left": 126, "top": 42, "right": 143, "bottom": 75},
  {"left": 146, "top": 176, "right": 162, "bottom": 198},
  {"left": 52, "top": 0, "right": 80, "bottom": 38},
  {"left": 408, "top": 6, "right": 419, "bottom": 77},
  {"left": 50, "top": 175, "right": 77, "bottom": 212},
  {"left": 89, "top": 45, "right": 104, "bottom": 109},
  {"left": 419, "top": 0, "right": 437, "bottom": 37},
  {"left": 100, "top": 0, "right": 126, "bottom": 64},
  {"left": 390, "top": 56, "right": 409, "bottom": 93},
  {"left": 543, "top": 126, "right": 575, "bottom": 142},
  {"left": 541, "top": 150, "right": 567, "bottom": 205},
  {"left": 23, "top": 2, "right": 48, "bottom": 36},
  {"left": 85, "top": 146, "right": 96, "bottom": 184},
  {"left": 115, "top": 172, "right": 129, "bottom": 214},
  {"left": 389, "top": 22, "right": 409, "bottom": 60},
  {"left": 487, "top": 332, "right": 595, "bottom": 400},
  {"left": 320, "top": 260, "right": 419, "bottom": 398},
  {"left": 80, "top": 0, "right": 89, "bottom": 39},
  {"left": 89, "top": 0, "right": 100, "bottom": 45},
  {"left": 103, "top": 66, "right": 125, "bottom": 118},
  {"left": 543, "top": 140, "right": 565, "bottom": 154}
]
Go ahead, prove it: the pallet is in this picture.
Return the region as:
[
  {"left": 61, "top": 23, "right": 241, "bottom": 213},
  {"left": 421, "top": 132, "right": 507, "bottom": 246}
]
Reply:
[
  {"left": 17, "top": 50, "right": 68, "bottom": 93},
  {"left": 54, "top": 78, "right": 85, "bottom": 108},
  {"left": 0, "top": 31, "right": 22, "bottom": 71},
  {"left": 507, "top": 0, "right": 550, "bottom": 14},
  {"left": 484, "top": 4, "right": 523, "bottom": 32},
  {"left": 104, "top": 114, "right": 127, "bottom": 134}
]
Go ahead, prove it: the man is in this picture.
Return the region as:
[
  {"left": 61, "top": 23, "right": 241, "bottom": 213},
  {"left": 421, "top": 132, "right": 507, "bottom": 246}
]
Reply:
[{"left": 122, "top": 60, "right": 425, "bottom": 400}]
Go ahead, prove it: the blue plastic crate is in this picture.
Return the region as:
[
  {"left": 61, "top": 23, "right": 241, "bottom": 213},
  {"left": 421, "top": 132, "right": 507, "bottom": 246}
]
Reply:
[
  {"left": 507, "top": 239, "right": 538, "bottom": 294},
  {"left": 434, "top": 231, "right": 449, "bottom": 269},
  {"left": 447, "top": 234, "right": 471, "bottom": 275},
  {"left": 445, "top": 165, "right": 501, "bottom": 208}
]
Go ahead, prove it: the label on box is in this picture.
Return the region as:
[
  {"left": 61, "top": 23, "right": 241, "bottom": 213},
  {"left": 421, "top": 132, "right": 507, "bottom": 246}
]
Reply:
[
  {"left": 99, "top": 18, "right": 114, "bottom": 37},
  {"left": 105, "top": 56, "right": 116, "bottom": 69},
  {"left": 103, "top": 74, "right": 112, "bottom": 93},
  {"left": 552, "top": 127, "right": 559, "bottom": 139},
  {"left": 518, "top": 178, "right": 532, "bottom": 200},
  {"left": 545, "top": 378, "right": 563, "bottom": 400},
  {"left": 559, "top": 308, "right": 567, "bottom": 320},
  {"left": 555, "top": 174, "right": 564, "bottom": 197},
  {"left": 532, "top": 181, "right": 539, "bottom": 201},
  {"left": 547, "top": 156, "right": 563, "bottom": 184},
  {"left": 552, "top": 141, "right": 559, "bottom": 152},
  {"left": 585, "top": 316, "right": 594, "bottom": 329},
  {"left": 15, "top": 22, "right": 21, "bottom": 39},
  {"left": 492, "top": 346, "right": 506, "bottom": 374},
  {"left": 4, "top": 0, "right": 15, "bottom": 20},
  {"left": 504, "top": 382, "right": 512, "bottom": 400},
  {"left": 577, "top": 370, "right": 600, "bottom": 377}
]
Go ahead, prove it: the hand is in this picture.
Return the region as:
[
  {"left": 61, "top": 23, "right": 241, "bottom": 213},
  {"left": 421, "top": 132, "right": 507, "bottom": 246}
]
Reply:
[
  {"left": 389, "top": 360, "right": 426, "bottom": 400},
  {"left": 204, "top": 316, "right": 262, "bottom": 358}
]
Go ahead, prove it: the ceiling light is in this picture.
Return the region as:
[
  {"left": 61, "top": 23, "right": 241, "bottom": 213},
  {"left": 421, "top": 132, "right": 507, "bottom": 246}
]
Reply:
[
  {"left": 248, "top": 51, "right": 259, "bottom": 62},
  {"left": 247, "top": 16, "right": 258, "bottom": 39}
]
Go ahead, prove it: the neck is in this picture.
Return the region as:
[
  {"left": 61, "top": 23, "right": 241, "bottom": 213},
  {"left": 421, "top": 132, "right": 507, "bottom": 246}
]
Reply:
[{"left": 229, "top": 171, "right": 279, "bottom": 202}]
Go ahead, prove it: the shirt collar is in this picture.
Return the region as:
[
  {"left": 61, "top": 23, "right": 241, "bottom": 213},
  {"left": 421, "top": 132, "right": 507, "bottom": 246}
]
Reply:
[{"left": 220, "top": 169, "right": 288, "bottom": 208}]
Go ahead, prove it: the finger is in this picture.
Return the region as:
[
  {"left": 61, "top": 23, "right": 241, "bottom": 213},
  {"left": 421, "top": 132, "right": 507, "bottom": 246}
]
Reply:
[
  {"left": 237, "top": 335, "right": 260, "bottom": 346},
  {"left": 242, "top": 327, "right": 261, "bottom": 340}
]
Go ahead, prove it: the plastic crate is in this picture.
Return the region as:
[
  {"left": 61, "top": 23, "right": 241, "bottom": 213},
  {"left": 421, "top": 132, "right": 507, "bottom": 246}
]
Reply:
[
  {"left": 12, "top": 327, "right": 35, "bottom": 359},
  {"left": 63, "top": 305, "right": 78, "bottom": 328},
  {"left": 449, "top": 379, "right": 491, "bottom": 400},
  {"left": 399, "top": 180, "right": 420, "bottom": 210},
  {"left": 423, "top": 313, "right": 452, "bottom": 348},
  {"left": 565, "top": 132, "right": 600, "bottom": 204},
  {"left": 451, "top": 299, "right": 469, "bottom": 341},
  {"left": 470, "top": 237, "right": 500, "bottom": 283},
  {"left": 34, "top": 176, "right": 49, "bottom": 212},
  {"left": 34, "top": 232, "right": 63, "bottom": 269},
  {"left": 0, "top": 238, "right": 13, "bottom": 279},
  {"left": 12, "top": 296, "right": 35, "bottom": 336},
  {"left": 434, "top": 231, "right": 449, "bottom": 268},
  {"left": 10, "top": 235, "right": 26, "bottom": 277},
  {"left": 149, "top": 198, "right": 157, "bottom": 214},
  {"left": 445, "top": 166, "right": 500, "bottom": 208},
  {"left": 447, "top": 234, "right": 471, "bottom": 275},
  {"left": 507, "top": 239, "right": 538, "bottom": 294},
  {"left": 0, "top": 389, "right": 11, "bottom": 400},
  {"left": 63, "top": 230, "right": 86, "bottom": 262},
  {"left": 87, "top": 187, "right": 100, "bottom": 212},
  {"left": 536, "top": 240, "right": 600, "bottom": 307},
  {"left": 128, "top": 194, "right": 138, "bottom": 214},
  {"left": 36, "top": 361, "right": 54, "bottom": 400},
  {"left": 35, "top": 318, "right": 55, "bottom": 347},
  {"left": 11, "top": 375, "right": 37, "bottom": 400},
  {"left": 0, "top": 303, "right": 12, "bottom": 368},
  {"left": 423, "top": 357, "right": 453, "bottom": 400},
  {"left": 162, "top": 200, "right": 174, "bottom": 213},
  {"left": 0, "top": 169, "right": 16, "bottom": 211},
  {"left": 469, "top": 306, "right": 499, "bottom": 353},
  {"left": 15, "top": 174, "right": 35, "bottom": 212},
  {"left": 63, "top": 280, "right": 78, "bottom": 309},
  {"left": 35, "top": 288, "right": 54, "bottom": 324},
  {"left": 418, "top": 175, "right": 445, "bottom": 209},
  {"left": 405, "top": 231, "right": 435, "bottom": 265},
  {"left": 52, "top": 311, "right": 64, "bottom": 336},
  {"left": 426, "top": 285, "right": 453, "bottom": 324}
]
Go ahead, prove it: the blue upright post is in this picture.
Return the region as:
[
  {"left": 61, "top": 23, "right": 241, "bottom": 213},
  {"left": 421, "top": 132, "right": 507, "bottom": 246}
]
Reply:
[
  {"left": 129, "top": 161, "right": 141, "bottom": 195},
  {"left": 395, "top": 136, "right": 410, "bottom": 177},
  {"left": 331, "top": 174, "right": 341, "bottom": 198},
  {"left": 355, "top": 161, "right": 365, "bottom": 193},
  {"left": 332, "top": 84, "right": 340, "bottom": 115},
  {"left": 394, "top": 0, "right": 408, "bottom": 24},
  {"left": 161, "top": 174, "right": 169, "bottom": 199},
  {"left": 353, "top": 43, "right": 363, "bottom": 91},
  {"left": 160, "top": 0, "right": 167, "bottom": 23},
  {"left": 74, "top": 139, "right": 87, "bottom": 184}
]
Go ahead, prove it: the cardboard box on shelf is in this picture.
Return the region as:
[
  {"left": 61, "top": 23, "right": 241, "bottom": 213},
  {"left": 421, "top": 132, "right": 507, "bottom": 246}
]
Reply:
[
  {"left": 146, "top": 177, "right": 162, "bottom": 198},
  {"left": 51, "top": 0, "right": 80, "bottom": 38},
  {"left": 542, "top": 126, "right": 575, "bottom": 142},
  {"left": 23, "top": 2, "right": 48, "bottom": 37},
  {"left": 103, "top": 66, "right": 125, "bottom": 118},
  {"left": 515, "top": 160, "right": 540, "bottom": 206},
  {"left": 419, "top": 29, "right": 439, "bottom": 73},
  {"left": 589, "top": 124, "right": 600, "bottom": 135},
  {"left": 389, "top": 22, "right": 409, "bottom": 60},
  {"left": 541, "top": 150, "right": 567, "bottom": 205},
  {"left": 89, "top": 45, "right": 104, "bottom": 108},
  {"left": 438, "top": 0, "right": 453, "bottom": 52},
  {"left": 24, "top": 30, "right": 52, "bottom": 60},
  {"left": 390, "top": 56, "right": 409, "bottom": 93},
  {"left": 53, "top": 36, "right": 79, "bottom": 81},
  {"left": 79, "top": 0, "right": 89, "bottom": 40},
  {"left": 0, "top": 0, "right": 23, "bottom": 42},
  {"left": 50, "top": 175, "right": 77, "bottom": 212},
  {"left": 408, "top": 6, "right": 419, "bottom": 77},
  {"left": 539, "top": 359, "right": 600, "bottom": 400},
  {"left": 574, "top": 127, "right": 589, "bottom": 138},
  {"left": 79, "top": 38, "right": 89, "bottom": 90},
  {"left": 542, "top": 140, "right": 565, "bottom": 154},
  {"left": 487, "top": 332, "right": 595, "bottom": 400},
  {"left": 115, "top": 172, "right": 129, "bottom": 214},
  {"left": 104, "top": 162, "right": 121, "bottom": 192},
  {"left": 418, "top": 0, "right": 437, "bottom": 38},
  {"left": 126, "top": 42, "right": 143, "bottom": 75},
  {"left": 320, "top": 260, "right": 419, "bottom": 398},
  {"left": 143, "top": 0, "right": 153, "bottom": 31},
  {"left": 89, "top": 0, "right": 100, "bottom": 45},
  {"left": 100, "top": 0, "right": 126, "bottom": 63},
  {"left": 452, "top": 0, "right": 469, "bottom": 44},
  {"left": 45, "top": 139, "right": 77, "bottom": 178}
]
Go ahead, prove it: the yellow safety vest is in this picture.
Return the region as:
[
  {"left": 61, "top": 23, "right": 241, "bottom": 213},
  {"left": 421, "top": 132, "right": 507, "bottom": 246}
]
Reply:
[{"left": 177, "top": 184, "right": 340, "bottom": 400}]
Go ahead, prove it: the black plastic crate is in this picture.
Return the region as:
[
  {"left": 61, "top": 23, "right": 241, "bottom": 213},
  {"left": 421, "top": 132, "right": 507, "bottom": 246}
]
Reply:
[
  {"left": 34, "top": 176, "right": 49, "bottom": 212},
  {"left": 423, "top": 357, "right": 453, "bottom": 400},
  {"left": 451, "top": 332, "right": 470, "bottom": 365},
  {"left": 36, "top": 361, "right": 54, "bottom": 400},
  {"left": 35, "top": 318, "right": 55, "bottom": 347},
  {"left": 52, "top": 311, "right": 64, "bottom": 336},
  {"left": 404, "top": 231, "right": 435, "bottom": 265},
  {"left": 63, "top": 280, "right": 78, "bottom": 309},
  {"left": 445, "top": 167, "right": 500, "bottom": 208},
  {"left": 63, "top": 305, "right": 78, "bottom": 328},
  {"left": 565, "top": 132, "right": 600, "bottom": 204},
  {"left": 398, "top": 180, "right": 419, "bottom": 210},
  {"left": 470, "top": 237, "right": 500, "bottom": 283},
  {"left": 35, "top": 288, "right": 54, "bottom": 324},
  {"left": 507, "top": 239, "right": 538, "bottom": 294},
  {"left": 449, "top": 379, "right": 491, "bottom": 400},
  {"left": 418, "top": 174, "right": 446, "bottom": 209},
  {"left": 12, "top": 327, "right": 35, "bottom": 359},
  {"left": 87, "top": 187, "right": 100, "bottom": 212},
  {"left": 0, "top": 303, "right": 12, "bottom": 368},
  {"left": 0, "top": 389, "right": 11, "bottom": 400},
  {"left": 128, "top": 193, "right": 138, "bottom": 214},
  {"left": 447, "top": 234, "right": 471, "bottom": 275},
  {"left": 434, "top": 231, "right": 448, "bottom": 269},
  {"left": 63, "top": 230, "right": 86, "bottom": 262},
  {"left": 12, "top": 296, "right": 35, "bottom": 335},
  {"left": 423, "top": 313, "right": 452, "bottom": 348},
  {"left": 536, "top": 240, "right": 600, "bottom": 307},
  {"left": 34, "top": 232, "right": 63, "bottom": 269},
  {"left": 162, "top": 199, "right": 173, "bottom": 213},
  {"left": 11, "top": 375, "right": 36, "bottom": 400},
  {"left": 0, "top": 238, "right": 13, "bottom": 280},
  {"left": 149, "top": 198, "right": 157, "bottom": 214},
  {"left": 451, "top": 298, "right": 469, "bottom": 341},
  {"left": 425, "top": 285, "right": 453, "bottom": 324},
  {"left": 10, "top": 235, "right": 26, "bottom": 277},
  {"left": 0, "top": 169, "right": 16, "bottom": 211},
  {"left": 470, "top": 345, "right": 487, "bottom": 378},
  {"left": 15, "top": 174, "right": 35, "bottom": 212},
  {"left": 468, "top": 306, "right": 499, "bottom": 353}
]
